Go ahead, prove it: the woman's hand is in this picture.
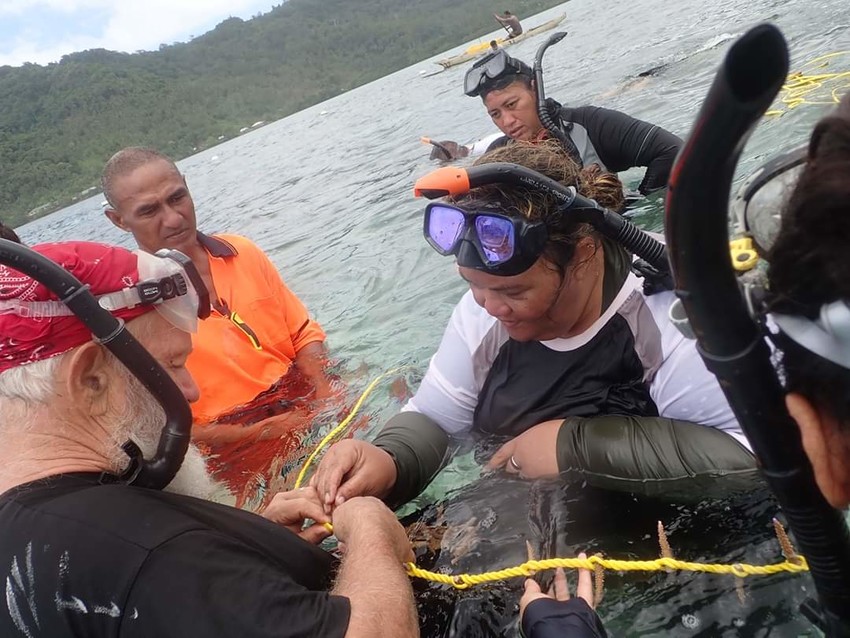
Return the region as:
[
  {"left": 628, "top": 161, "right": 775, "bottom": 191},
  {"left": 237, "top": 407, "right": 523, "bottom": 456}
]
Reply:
[
  {"left": 310, "top": 439, "right": 398, "bottom": 513},
  {"left": 487, "top": 420, "right": 561, "bottom": 479},
  {"left": 519, "top": 559, "right": 593, "bottom": 617},
  {"left": 261, "top": 486, "right": 333, "bottom": 544},
  {"left": 520, "top": 554, "right": 607, "bottom": 638}
]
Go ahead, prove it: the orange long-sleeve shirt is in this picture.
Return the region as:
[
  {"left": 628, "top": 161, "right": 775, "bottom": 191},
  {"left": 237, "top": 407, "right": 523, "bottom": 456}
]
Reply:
[{"left": 189, "top": 233, "right": 325, "bottom": 424}]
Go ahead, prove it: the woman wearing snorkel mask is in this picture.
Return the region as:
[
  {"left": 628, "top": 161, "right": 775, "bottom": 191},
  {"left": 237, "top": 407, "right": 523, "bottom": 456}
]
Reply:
[{"left": 312, "top": 141, "right": 759, "bottom": 511}]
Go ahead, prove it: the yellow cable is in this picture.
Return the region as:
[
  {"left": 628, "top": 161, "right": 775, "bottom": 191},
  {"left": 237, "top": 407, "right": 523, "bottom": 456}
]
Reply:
[
  {"left": 404, "top": 555, "right": 809, "bottom": 590},
  {"left": 764, "top": 51, "right": 850, "bottom": 117},
  {"left": 294, "top": 367, "right": 406, "bottom": 489}
]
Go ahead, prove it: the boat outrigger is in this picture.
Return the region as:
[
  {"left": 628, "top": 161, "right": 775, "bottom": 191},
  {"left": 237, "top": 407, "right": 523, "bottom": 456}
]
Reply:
[{"left": 435, "top": 14, "right": 567, "bottom": 69}]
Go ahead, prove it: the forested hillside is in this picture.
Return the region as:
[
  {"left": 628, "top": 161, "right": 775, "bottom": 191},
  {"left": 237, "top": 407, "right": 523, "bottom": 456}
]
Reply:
[{"left": 0, "top": 0, "right": 565, "bottom": 225}]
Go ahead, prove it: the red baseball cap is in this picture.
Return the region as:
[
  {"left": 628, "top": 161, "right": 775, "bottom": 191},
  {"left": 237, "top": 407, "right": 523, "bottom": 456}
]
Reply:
[{"left": 0, "top": 241, "right": 199, "bottom": 373}]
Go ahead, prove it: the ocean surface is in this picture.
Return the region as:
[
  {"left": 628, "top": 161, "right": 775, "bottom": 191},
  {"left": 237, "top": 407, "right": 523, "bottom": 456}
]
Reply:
[{"left": 17, "top": 0, "right": 850, "bottom": 634}]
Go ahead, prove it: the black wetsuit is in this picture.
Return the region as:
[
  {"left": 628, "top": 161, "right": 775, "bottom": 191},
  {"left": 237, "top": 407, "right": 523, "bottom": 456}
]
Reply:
[
  {"left": 0, "top": 473, "right": 350, "bottom": 637},
  {"left": 487, "top": 100, "right": 683, "bottom": 195},
  {"left": 523, "top": 598, "right": 607, "bottom": 638}
]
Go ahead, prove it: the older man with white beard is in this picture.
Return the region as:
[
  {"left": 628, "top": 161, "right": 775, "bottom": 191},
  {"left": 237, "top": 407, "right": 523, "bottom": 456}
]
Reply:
[{"left": 0, "top": 241, "right": 419, "bottom": 638}]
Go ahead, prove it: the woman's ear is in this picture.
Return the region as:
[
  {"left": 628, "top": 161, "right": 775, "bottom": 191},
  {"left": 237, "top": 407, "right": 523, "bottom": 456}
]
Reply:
[
  {"left": 570, "top": 237, "right": 600, "bottom": 279},
  {"left": 787, "top": 392, "right": 850, "bottom": 509},
  {"left": 64, "top": 343, "right": 114, "bottom": 418}
]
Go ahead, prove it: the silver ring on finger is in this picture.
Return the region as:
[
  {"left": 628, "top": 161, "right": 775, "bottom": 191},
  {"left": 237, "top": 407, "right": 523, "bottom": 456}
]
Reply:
[{"left": 509, "top": 455, "right": 521, "bottom": 472}]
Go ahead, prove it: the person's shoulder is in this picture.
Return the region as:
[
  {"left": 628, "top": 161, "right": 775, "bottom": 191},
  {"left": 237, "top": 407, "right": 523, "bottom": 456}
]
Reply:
[
  {"left": 485, "top": 134, "right": 511, "bottom": 153},
  {"left": 10, "top": 479, "right": 234, "bottom": 550},
  {"left": 211, "top": 233, "right": 266, "bottom": 254}
]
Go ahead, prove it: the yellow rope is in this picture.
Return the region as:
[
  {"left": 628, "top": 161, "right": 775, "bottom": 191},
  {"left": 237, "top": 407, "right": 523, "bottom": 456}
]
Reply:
[
  {"left": 403, "top": 555, "right": 809, "bottom": 590},
  {"left": 294, "top": 367, "right": 405, "bottom": 489},
  {"left": 766, "top": 50, "right": 850, "bottom": 116}
]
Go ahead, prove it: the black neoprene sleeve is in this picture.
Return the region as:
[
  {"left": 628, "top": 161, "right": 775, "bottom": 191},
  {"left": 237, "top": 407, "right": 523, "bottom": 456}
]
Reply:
[
  {"left": 562, "top": 105, "right": 683, "bottom": 194},
  {"left": 556, "top": 415, "right": 760, "bottom": 499},
  {"left": 372, "top": 411, "right": 451, "bottom": 508},
  {"left": 522, "top": 598, "right": 608, "bottom": 638}
]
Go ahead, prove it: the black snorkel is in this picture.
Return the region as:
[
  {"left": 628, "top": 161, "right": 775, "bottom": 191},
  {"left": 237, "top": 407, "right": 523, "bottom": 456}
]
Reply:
[
  {"left": 0, "top": 239, "right": 193, "bottom": 491},
  {"left": 664, "top": 24, "right": 850, "bottom": 635},
  {"left": 533, "top": 32, "right": 583, "bottom": 164}
]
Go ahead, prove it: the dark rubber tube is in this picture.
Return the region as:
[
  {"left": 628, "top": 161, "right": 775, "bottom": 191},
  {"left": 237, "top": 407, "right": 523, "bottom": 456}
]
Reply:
[{"left": 664, "top": 24, "right": 850, "bottom": 634}]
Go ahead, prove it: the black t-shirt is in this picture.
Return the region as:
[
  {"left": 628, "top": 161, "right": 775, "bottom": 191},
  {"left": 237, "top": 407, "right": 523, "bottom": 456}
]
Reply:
[
  {"left": 473, "top": 312, "right": 658, "bottom": 435},
  {"left": 473, "top": 237, "right": 657, "bottom": 435},
  {"left": 0, "top": 473, "right": 350, "bottom": 637}
]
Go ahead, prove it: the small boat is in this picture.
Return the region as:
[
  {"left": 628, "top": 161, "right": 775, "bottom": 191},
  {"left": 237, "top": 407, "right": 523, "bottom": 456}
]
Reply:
[{"left": 436, "top": 14, "right": 566, "bottom": 69}]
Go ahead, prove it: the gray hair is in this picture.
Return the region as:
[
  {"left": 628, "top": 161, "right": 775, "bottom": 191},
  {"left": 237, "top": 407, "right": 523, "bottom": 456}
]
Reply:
[
  {"left": 101, "top": 147, "right": 180, "bottom": 209},
  {"left": 0, "top": 355, "right": 62, "bottom": 404}
]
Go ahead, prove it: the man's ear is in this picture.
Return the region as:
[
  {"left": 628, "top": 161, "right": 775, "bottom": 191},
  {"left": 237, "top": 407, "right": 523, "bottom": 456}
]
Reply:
[
  {"left": 64, "top": 343, "right": 114, "bottom": 418},
  {"left": 787, "top": 392, "right": 850, "bottom": 509},
  {"left": 105, "top": 208, "right": 129, "bottom": 232}
]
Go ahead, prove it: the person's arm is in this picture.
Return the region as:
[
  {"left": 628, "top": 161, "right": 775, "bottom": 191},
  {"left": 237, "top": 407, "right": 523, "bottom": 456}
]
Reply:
[
  {"left": 192, "top": 407, "right": 314, "bottom": 445},
  {"left": 294, "top": 340, "right": 334, "bottom": 400},
  {"left": 373, "top": 411, "right": 451, "bottom": 507},
  {"left": 494, "top": 13, "right": 506, "bottom": 23},
  {"left": 555, "top": 414, "right": 758, "bottom": 497},
  {"left": 332, "top": 497, "right": 419, "bottom": 638},
  {"left": 255, "top": 245, "right": 333, "bottom": 396},
  {"left": 312, "top": 292, "right": 495, "bottom": 509},
  {"left": 487, "top": 414, "right": 758, "bottom": 497},
  {"left": 566, "top": 106, "right": 682, "bottom": 194}
]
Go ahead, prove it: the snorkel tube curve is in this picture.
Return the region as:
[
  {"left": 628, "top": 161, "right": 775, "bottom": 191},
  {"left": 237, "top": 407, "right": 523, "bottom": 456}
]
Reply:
[
  {"left": 664, "top": 24, "right": 850, "bottom": 634},
  {"left": 0, "top": 239, "right": 192, "bottom": 491},
  {"left": 533, "top": 32, "right": 582, "bottom": 163},
  {"left": 414, "top": 163, "right": 670, "bottom": 275}
]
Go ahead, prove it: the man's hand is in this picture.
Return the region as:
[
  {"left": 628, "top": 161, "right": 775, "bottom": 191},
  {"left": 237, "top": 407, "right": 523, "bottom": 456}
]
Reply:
[
  {"left": 311, "top": 439, "right": 398, "bottom": 513},
  {"left": 487, "top": 420, "right": 561, "bottom": 479},
  {"left": 261, "top": 486, "right": 333, "bottom": 544},
  {"left": 332, "top": 496, "right": 414, "bottom": 564}
]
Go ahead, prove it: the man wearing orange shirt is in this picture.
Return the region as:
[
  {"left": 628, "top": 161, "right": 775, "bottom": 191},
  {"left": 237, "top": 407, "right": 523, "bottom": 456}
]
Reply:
[{"left": 102, "top": 147, "right": 332, "bottom": 503}]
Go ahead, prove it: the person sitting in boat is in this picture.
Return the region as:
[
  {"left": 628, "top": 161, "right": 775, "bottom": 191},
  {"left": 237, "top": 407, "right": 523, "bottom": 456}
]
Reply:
[
  {"left": 102, "top": 147, "right": 335, "bottom": 504},
  {"left": 310, "top": 141, "right": 758, "bottom": 512},
  {"left": 494, "top": 10, "right": 523, "bottom": 38},
  {"left": 431, "top": 51, "right": 682, "bottom": 197},
  {"left": 0, "top": 241, "right": 418, "bottom": 638}
]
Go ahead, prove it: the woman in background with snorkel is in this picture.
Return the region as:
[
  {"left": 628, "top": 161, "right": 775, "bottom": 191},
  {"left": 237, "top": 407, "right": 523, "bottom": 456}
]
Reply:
[{"left": 311, "top": 140, "right": 759, "bottom": 512}]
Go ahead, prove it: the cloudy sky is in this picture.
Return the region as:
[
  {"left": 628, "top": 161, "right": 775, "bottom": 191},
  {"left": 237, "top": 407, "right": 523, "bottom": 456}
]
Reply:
[{"left": 0, "top": 0, "right": 278, "bottom": 67}]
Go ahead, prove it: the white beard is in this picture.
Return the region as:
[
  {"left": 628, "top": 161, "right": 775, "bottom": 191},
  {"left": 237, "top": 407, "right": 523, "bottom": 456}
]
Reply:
[{"left": 111, "top": 368, "right": 220, "bottom": 501}]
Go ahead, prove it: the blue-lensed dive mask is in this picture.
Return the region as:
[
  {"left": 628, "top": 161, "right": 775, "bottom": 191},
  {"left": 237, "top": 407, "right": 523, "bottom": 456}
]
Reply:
[{"left": 423, "top": 202, "right": 548, "bottom": 276}]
